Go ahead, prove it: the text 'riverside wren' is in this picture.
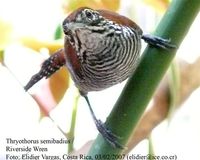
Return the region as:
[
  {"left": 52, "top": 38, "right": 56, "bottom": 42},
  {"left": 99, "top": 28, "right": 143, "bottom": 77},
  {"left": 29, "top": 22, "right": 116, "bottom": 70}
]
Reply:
[{"left": 24, "top": 7, "right": 176, "bottom": 149}]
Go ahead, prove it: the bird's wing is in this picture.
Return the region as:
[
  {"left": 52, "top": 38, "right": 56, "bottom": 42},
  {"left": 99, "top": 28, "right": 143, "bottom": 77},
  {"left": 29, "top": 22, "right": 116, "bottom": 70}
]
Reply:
[{"left": 97, "top": 9, "right": 143, "bottom": 35}]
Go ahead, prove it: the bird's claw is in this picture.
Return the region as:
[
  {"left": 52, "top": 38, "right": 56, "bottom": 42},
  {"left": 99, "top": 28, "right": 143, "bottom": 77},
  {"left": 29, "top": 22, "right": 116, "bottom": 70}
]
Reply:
[
  {"left": 142, "top": 34, "right": 177, "bottom": 50},
  {"left": 95, "top": 119, "right": 124, "bottom": 149}
]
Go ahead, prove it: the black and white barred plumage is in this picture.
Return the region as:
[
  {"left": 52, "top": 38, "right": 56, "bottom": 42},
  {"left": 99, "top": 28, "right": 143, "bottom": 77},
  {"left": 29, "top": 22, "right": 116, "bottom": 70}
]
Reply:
[{"left": 63, "top": 8, "right": 142, "bottom": 94}]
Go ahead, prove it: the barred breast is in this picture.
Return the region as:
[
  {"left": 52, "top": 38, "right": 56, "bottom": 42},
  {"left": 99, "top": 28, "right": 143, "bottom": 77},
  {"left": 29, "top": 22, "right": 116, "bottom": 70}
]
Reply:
[{"left": 70, "top": 22, "right": 142, "bottom": 93}]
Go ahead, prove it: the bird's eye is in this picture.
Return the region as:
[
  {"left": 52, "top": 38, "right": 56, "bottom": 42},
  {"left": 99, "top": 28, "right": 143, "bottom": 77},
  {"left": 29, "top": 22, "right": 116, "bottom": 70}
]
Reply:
[
  {"left": 80, "top": 9, "right": 101, "bottom": 25},
  {"left": 85, "top": 10, "right": 93, "bottom": 19}
]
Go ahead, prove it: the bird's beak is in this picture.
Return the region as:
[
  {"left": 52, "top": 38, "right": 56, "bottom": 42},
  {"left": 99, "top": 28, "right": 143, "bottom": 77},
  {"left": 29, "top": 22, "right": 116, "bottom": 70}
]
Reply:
[
  {"left": 63, "top": 19, "right": 85, "bottom": 35},
  {"left": 62, "top": 19, "right": 72, "bottom": 35}
]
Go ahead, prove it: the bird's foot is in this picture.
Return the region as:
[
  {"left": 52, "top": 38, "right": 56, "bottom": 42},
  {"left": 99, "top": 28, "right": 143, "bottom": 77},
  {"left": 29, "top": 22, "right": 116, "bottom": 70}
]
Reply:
[
  {"left": 83, "top": 95, "right": 124, "bottom": 149},
  {"left": 142, "top": 34, "right": 177, "bottom": 50},
  {"left": 95, "top": 119, "right": 124, "bottom": 149}
]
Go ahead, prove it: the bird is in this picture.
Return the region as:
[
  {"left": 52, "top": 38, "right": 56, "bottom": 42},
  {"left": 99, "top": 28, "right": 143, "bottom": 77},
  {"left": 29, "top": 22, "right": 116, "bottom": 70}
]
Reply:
[{"left": 24, "top": 7, "right": 176, "bottom": 149}]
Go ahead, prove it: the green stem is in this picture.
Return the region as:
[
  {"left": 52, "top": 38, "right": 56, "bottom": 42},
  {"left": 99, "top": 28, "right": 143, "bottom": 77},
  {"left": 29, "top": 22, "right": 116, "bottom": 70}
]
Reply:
[
  {"left": 88, "top": 0, "right": 200, "bottom": 156},
  {"left": 167, "top": 60, "right": 180, "bottom": 122},
  {"left": 0, "top": 50, "right": 4, "bottom": 65},
  {"left": 68, "top": 92, "right": 80, "bottom": 153},
  {"left": 148, "top": 135, "right": 155, "bottom": 160}
]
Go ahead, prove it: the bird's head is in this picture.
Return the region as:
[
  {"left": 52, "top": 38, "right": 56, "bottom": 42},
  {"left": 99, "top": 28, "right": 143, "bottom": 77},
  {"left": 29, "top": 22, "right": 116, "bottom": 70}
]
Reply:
[
  {"left": 62, "top": 7, "right": 142, "bottom": 38},
  {"left": 62, "top": 7, "right": 104, "bottom": 35}
]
